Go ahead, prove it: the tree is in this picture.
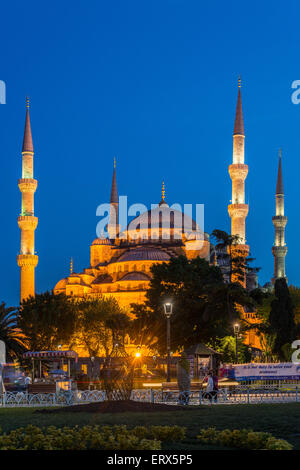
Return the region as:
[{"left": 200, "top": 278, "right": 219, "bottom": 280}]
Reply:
[
  {"left": 211, "top": 229, "right": 260, "bottom": 286},
  {"left": 72, "top": 297, "right": 131, "bottom": 358},
  {"left": 18, "top": 292, "right": 76, "bottom": 351},
  {"left": 208, "top": 336, "right": 252, "bottom": 363},
  {"left": 289, "top": 286, "right": 300, "bottom": 324},
  {"left": 0, "top": 302, "right": 26, "bottom": 361},
  {"left": 267, "top": 278, "right": 297, "bottom": 360},
  {"left": 130, "top": 256, "right": 254, "bottom": 355}
]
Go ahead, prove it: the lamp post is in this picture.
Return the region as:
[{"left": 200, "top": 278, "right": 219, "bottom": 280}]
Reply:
[
  {"left": 135, "top": 346, "right": 141, "bottom": 359},
  {"left": 234, "top": 323, "right": 240, "bottom": 364},
  {"left": 91, "top": 356, "right": 95, "bottom": 379},
  {"left": 163, "top": 302, "right": 173, "bottom": 382}
]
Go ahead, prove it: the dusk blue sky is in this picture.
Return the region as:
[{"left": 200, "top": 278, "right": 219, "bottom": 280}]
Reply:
[{"left": 1, "top": 0, "right": 300, "bottom": 306}]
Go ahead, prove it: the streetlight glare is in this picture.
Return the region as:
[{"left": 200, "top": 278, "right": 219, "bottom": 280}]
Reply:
[{"left": 163, "top": 301, "right": 173, "bottom": 318}]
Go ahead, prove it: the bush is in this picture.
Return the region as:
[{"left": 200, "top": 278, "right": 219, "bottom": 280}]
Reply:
[
  {"left": 133, "top": 425, "right": 185, "bottom": 441},
  {"left": 197, "top": 427, "right": 292, "bottom": 450},
  {"left": 0, "top": 424, "right": 185, "bottom": 450}
]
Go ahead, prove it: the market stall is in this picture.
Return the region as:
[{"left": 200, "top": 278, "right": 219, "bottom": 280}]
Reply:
[{"left": 22, "top": 350, "right": 78, "bottom": 392}]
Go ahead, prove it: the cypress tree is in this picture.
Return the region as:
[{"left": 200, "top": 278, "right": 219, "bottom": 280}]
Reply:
[{"left": 269, "top": 278, "right": 296, "bottom": 360}]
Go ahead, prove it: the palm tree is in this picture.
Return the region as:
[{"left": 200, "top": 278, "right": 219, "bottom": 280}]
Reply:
[{"left": 0, "top": 302, "right": 26, "bottom": 361}]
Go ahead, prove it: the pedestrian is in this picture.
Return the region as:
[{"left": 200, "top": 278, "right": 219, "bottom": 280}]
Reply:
[
  {"left": 24, "top": 375, "right": 32, "bottom": 387},
  {"left": 203, "top": 371, "right": 214, "bottom": 402},
  {"left": 212, "top": 371, "right": 219, "bottom": 403}
]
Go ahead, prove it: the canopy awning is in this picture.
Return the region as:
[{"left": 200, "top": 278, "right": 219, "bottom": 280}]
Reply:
[
  {"left": 23, "top": 350, "right": 78, "bottom": 361},
  {"left": 184, "top": 343, "right": 221, "bottom": 356}
]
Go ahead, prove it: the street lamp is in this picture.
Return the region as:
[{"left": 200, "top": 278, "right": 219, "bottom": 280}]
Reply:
[
  {"left": 163, "top": 302, "right": 173, "bottom": 382},
  {"left": 233, "top": 323, "right": 240, "bottom": 364},
  {"left": 91, "top": 356, "right": 95, "bottom": 379},
  {"left": 135, "top": 346, "right": 141, "bottom": 358}
]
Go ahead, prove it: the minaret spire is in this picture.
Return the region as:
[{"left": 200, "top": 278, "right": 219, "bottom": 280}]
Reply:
[
  {"left": 233, "top": 76, "right": 244, "bottom": 137},
  {"left": 110, "top": 157, "right": 118, "bottom": 204},
  {"left": 276, "top": 148, "right": 284, "bottom": 195},
  {"left": 272, "top": 149, "right": 287, "bottom": 282},
  {"left": 108, "top": 157, "right": 119, "bottom": 239},
  {"left": 228, "top": 78, "right": 249, "bottom": 286},
  {"left": 22, "top": 97, "right": 34, "bottom": 153},
  {"left": 17, "top": 98, "right": 38, "bottom": 302}
]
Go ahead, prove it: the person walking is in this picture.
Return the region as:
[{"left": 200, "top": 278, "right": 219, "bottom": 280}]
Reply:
[
  {"left": 203, "top": 371, "right": 214, "bottom": 402},
  {"left": 212, "top": 371, "right": 219, "bottom": 403}
]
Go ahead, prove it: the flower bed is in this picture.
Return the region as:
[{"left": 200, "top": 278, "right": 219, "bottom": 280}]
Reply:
[{"left": 197, "top": 427, "right": 292, "bottom": 450}]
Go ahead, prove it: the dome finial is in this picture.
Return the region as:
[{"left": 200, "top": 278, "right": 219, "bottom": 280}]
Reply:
[
  {"left": 26, "top": 96, "right": 30, "bottom": 109},
  {"left": 70, "top": 257, "right": 73, "bottom": 274},
  {"left": 279, "top": 147, "right": 281, "bottom": 159},
  {"left": 238, "top": 75, "right": 241, "bottom": 88},
  {"left": 114, "top": 156, "right": 116, "bottom": 168},
  {"left": 162, "top": 181, "right": 165, "bottom": 201}
]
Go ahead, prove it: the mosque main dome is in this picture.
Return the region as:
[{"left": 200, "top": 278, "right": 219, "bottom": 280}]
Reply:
[
  {"left": 127, "top": 202, "right": 198, "bottom": 232},
  {"left": 54, "top": 175, "right": 210, "bottom": 308}
]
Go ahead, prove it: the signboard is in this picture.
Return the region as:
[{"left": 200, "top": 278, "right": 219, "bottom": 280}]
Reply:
[{"left": 229, "top": 363, "right": 300, "bottom": 381}]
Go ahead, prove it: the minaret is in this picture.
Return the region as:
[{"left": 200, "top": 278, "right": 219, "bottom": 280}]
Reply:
[
  {"left": 107, "top": 157, "right": 120, "bottom": 239},
  {"left": 272, "top": 149, "right": 287, "bottom": 281},
  {"left": 17, "top": 98, "right": 38, "bottom": 302},
  {"left": 228, "top": 77, "right": 249, "bottom": 286}
]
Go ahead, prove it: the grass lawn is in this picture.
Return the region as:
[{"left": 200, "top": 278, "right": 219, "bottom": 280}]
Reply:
[{"left": 1, "top": 403, "right": 300, "bottom": 450}]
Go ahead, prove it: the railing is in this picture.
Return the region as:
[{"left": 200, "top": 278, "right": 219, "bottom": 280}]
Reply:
[
  {"left": 1, "top": 387, "right": 299, "bottom": 407},
  {"left": 1, "top": 390, "right": 106, "bottom": 407}
]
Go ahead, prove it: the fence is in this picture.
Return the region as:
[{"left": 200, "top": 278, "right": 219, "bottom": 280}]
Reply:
[{"left": 1, "top": 386, "right": 299, "bottom": 407}]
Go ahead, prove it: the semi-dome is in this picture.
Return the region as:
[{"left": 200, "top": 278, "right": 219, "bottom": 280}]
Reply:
[
  {"left": 91, "top": 273, "right": 113, "bottom": 284},
  {"left": 127, "top": 204, "right": 198, "bottom": 232},
  {"left": 54, "top": 278, "right": 68, "bottom": 289},
  {"left": 91, "top": 237, "right": 111, "bottom": 246},
  {"left": 117, "top": 247, "right": 170, "bottom": 262},
  {"left": 120, "top": 272, "right": 150, "bottom": 281}
]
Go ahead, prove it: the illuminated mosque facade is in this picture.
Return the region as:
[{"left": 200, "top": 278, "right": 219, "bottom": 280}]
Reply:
[{"left": 17, "top": 82, "right": 287, "bottom": 351}]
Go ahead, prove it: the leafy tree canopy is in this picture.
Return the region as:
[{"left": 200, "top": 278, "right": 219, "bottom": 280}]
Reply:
[
  {"left": 72, "top": 297, "right": 131, "bottom": 358},
  {"left": 130, "top": 256, "right": 255, "bottom": 355},
  {"left": 17, "top": 292, "right": 76, "bottom": 351}
]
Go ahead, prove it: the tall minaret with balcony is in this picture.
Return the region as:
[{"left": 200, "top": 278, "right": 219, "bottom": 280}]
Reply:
[
  {"left": 17, "top": 98, "right": 38, "bottom": 302},
  {"left": 272, "top": 150, "right": 287, "bottom": 282},
  {"left": 228, "top": 78, "right": 249, "bottom": 287}
]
